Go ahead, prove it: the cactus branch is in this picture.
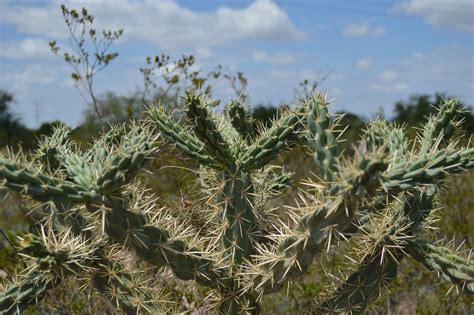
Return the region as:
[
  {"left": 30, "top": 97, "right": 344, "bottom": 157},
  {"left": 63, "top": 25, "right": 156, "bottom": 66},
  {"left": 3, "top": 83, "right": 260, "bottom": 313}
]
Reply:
[
  {"left": 35, "top": 123, "right": 72, "bottom": 171},
  {"left": 185, "top": 92, "right": 234, "bottom": 167},
  {"left": 319, "top": 252, "right": 401, "bottom": 314},
  {"left": 0, "top": 157, "right": 90, "bottom": 203},
  {"left": 406, "top": 239, "right": 474, "bottom": 293},
  {"left": 86, "top": 196, "right": 230, "bottom": 290},
  {"left": 240, "top": 107, "right": 306, "bottom": 171},
  {"left": 228, "top": 100, "right": 256, "bottom": 144},
  {"left": 219, "top": 169, "right": 256, "bottom": 265},
  {"left": 321, "top": 187, "right": 436, "bottom": 313},
  {"left": 384, "top": 146, "right": 474, "bottom": 191},
  {"left": 306, "top": 94, "right": 339, "bottom": 181},
  {"left": 0, "top": 270, "right": 60, "bottom": 315},
  {"left": 148, "top": 106, "right": 217, "bottom": 166},
  {"left": 419, "top": 98, "right": 462, "bottom": 156},
  {"left": 253, "top": 153, "right": 387, "bottom": 294},
  {"left": 364, "top": 120, "right": 408, "bottom": 163}
]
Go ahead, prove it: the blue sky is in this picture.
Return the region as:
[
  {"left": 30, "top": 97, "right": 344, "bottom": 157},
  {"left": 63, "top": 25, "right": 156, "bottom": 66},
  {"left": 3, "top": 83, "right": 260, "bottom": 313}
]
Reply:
[{"left": 0, "top": 0, "right": 473, "bottom": 128}]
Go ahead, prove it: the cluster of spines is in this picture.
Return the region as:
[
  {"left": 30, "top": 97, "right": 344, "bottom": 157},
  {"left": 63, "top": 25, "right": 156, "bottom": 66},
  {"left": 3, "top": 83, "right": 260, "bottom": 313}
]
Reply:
[
  {"left": 0, "top": 228, "right": 167, "bottom": 315},
  {"left": 0, "top": 125, "right": 172, "bottom": 314},
  {"left": 0, "top": 124, "right": 154, "bottom": 204},
  {"left": 148, "top": 92, "right": 306, "bottom": 312},
  {"left": 0, "top": 93, "right": 472, "bottom": 315},
  {"left": 313, "top": 97, "right": 473, "bottom": 313}
]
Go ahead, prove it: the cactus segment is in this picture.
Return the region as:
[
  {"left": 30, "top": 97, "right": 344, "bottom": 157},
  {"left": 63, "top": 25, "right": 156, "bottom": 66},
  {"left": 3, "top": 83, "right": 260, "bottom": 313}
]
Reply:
[
  {"left": 185, "top": 92, "right": 234, "bottom": 167},
  {"left": 0, "top": 157, "right": 90, "bottom": 202},
  {"left": 36, "top": 123, "right": 72, "bottom": 171},
  {"left": 419, "top": 98, "right": 462, "bottom": 156},
  {"left": 220, "top": 169, "right": 256, "bottom": 265},
  {"left": 321, "top": 188, "right": 436, "bottom": 313},
  {"left": 227, "top": 100, "right": 256, "bottom": 143},
  {"left": 364, "top": 120, "right": 408, "bottom": 163},
  {"left": 240, "top": 107, "right": 306, "bottom": 170},
  {"left": 385, "top": 147, "right": 474, "bottom": 191},
  {"left": 148, "top": 106, "right": 217, "bottom": 166},
  {"left": 406, "top": 239, "right": 474, "bottom": 293},
  {"left": 306, "top": 94, "right": 339, "bottom": 181},
  {"left": 0, "top": 270, "right": 59, "bottom": 315},
  {"left": 319, "top": 252, "right": 400, "bottom": 314},
  {"left": 86, "top": 196, "right": 228, "bottom": 289}
]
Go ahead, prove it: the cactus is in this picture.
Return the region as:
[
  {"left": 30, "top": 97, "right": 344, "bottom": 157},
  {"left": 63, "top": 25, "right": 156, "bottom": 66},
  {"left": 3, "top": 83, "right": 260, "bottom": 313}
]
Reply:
[{"left": 0, "top": 92, "right": 473, "bottom": 314}]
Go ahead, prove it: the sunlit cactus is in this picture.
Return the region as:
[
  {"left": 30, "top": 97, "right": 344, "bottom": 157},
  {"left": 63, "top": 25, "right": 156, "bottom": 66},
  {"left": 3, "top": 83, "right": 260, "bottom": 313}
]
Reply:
[{"left": 0, "top": 92, "right": 473, "bottom": 314}]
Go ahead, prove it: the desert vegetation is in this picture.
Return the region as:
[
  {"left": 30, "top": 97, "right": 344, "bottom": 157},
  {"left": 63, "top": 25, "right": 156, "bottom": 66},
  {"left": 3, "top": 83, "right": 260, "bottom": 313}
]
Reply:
[{"left": 0, "top": 4, "right": 473, "bottom": 315}]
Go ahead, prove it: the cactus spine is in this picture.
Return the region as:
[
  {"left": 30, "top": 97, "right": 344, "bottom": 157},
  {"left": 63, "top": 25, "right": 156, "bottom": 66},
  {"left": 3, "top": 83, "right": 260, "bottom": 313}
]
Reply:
[{"left": 0, "top": 92, "right": 472, "bottom": 314}]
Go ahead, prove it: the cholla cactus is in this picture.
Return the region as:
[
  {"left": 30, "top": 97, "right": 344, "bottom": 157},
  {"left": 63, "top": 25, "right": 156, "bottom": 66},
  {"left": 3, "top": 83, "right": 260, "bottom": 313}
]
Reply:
[{"left": 0, "top": 92, "right": 473, "bottom": 314}]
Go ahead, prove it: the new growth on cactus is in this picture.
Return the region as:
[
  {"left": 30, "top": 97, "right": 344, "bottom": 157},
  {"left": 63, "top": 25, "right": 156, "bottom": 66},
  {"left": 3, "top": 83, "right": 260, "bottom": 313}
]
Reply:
[{"left": 0, "top": 92, "right": 472, "bottom": 314}]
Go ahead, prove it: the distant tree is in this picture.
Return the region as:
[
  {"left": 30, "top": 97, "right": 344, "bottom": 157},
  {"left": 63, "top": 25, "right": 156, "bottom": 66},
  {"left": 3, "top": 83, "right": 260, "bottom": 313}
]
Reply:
[
  {"left": 0, "top": 90, "right": 32, "bottom": 148},
  {"left": 393, "top": 93, "right": 444, "bottom": 126},
  {"left": 0, "top": 90, "right": 17, "bottom": 125},
  {"left": 82, "top": 91, "right": 143, "bottom": 124}
]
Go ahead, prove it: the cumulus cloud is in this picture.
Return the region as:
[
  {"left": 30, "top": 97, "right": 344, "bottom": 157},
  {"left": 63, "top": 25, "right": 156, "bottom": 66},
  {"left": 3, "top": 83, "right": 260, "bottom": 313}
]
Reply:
[
  {"left": 195, "top": 47, "right": 214, "bottom": 60},
  {"left": 400, "top": 45, "right": 473, "bottom": 99},
  {"left": 267, "top": 69, "right": 321, "bottom": 81},
  {"left": 253, "top": 50, "right": 296, "bottom": 65},
  {"left": 343, "top": 22, "right": 385, "bottom": 37},
  {"left": 379, "top": 70, "right": 398, "bottom": 82},
  {"left": 369, "top": 82, "right": 410, "bottom": 93},
  {"left": 411, "top": 52, "right": 425, "bottom": 60},
  {"left": 0, "top": 64, "right": 62, "bottom": 91},
  {"left": 0, "top": 38, "right": 52, "bottom": 59},
  {"left": 0, "top": 2, "right": 66, "bottom": 38},
  {"left": 355, "top": 57, "right": 374, "bottom": 70},
  {"left": 397, "top": 0, "right": 473, "bottom": 32},
  {"left": 0, "top": 0, "right": 305, "bottom": 49}
]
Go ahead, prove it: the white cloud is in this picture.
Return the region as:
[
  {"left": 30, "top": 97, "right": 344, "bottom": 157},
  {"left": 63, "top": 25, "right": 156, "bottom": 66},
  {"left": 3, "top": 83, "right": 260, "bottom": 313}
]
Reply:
[
  {"left": 369, "top": 82, "right": 410, "bottom": 93},
  {"left": 0, "top": 38, "right": 52, "bottom": 60},
  {"left": 253, "top": 50, "right": 296, "bottom": 65},
  {"left": 0, "top": 2, "right": 66, "bottom": 38},
  {"left": 269, "top": 66, "right": 338, "bottom": 80},
  {"left": 400, "top": 44, "right": 473, "bottom": 101},
  {"left": 379, "top": 70, "right": 398, "bottom": 82},
  {"left": 267, "top": 69, "right": 328, "bottom": 82},
  {"left": 0, "top": 0, "right": 305, "bottom": 48},
  {"left": 401, "top": 52, "right": 427, "bottom": 68},
  {"left": 397, "top": 0, "right": 473, "bottom": 32},
  {"left": 355, "top": 57, "right": 374, "bottom": 70},
  {"left": 411, "top": 52, "right": 425, "bottom": 60},
  {"left": 0, "top": 64, "right": 60, "bottom": 91},
  {"left": 343, "top": 22, "right": 385, "bottom": 37},
  {"left": 195, "top": 47, "right": 214, "bottom": 60},
  {"left": 268, "top": 70, "right": 297, "bottom": 79}
]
